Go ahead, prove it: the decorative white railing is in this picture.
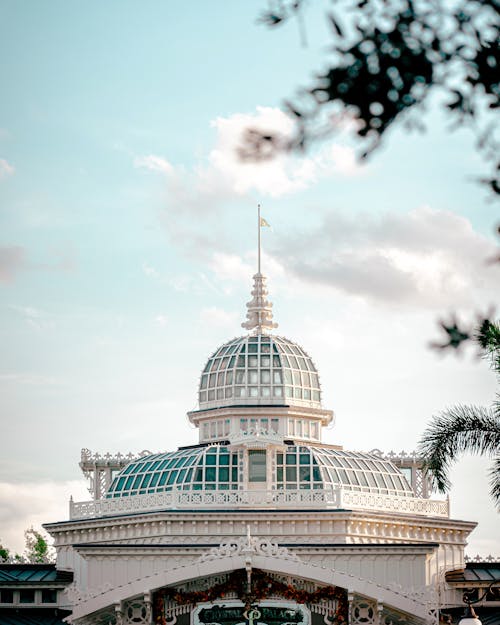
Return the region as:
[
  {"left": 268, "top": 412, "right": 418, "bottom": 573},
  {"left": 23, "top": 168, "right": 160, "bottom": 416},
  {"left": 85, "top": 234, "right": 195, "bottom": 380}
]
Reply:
[{"left": 69, "top": 487, "right": 449, "bottom": 520}]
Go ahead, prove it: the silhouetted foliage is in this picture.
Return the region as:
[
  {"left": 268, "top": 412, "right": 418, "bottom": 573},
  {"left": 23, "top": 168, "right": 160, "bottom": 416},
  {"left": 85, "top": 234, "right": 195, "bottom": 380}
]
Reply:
[
  {"left": 243, "top": 0, "right": 499, "bottom": 192},
  {"left": 418, "top": 320, "right": 500, "bottom": 506}
]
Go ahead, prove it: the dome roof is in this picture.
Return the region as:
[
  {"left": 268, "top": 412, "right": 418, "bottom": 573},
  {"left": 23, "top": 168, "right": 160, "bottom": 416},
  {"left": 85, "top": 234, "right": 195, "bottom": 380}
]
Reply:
[
  {"left": 106, "top": 445, "right": 413, "bottom": 499},
  {"left": 197, "top": 334, "right": 322, "bottom": 410}
]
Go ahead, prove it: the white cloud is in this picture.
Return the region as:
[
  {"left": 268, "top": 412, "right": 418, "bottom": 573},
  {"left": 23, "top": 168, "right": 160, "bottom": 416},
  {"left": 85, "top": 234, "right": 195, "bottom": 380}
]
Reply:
[
  {"left": 273, "top": 206, "right": 499, "bottom": 307},
  {"left": 0, "top": 158, "right": 14, "bottom": 179},
  {"left": 154, "top": 314, "right": 168, "bottom": 326},
  {"left": 134, "top": 107, "right": 365, "bottom": 225},
  {"left": 0, "top": 480, "right": 89, "bottom": 554},
  {"left": 134, "top": 154, "right": 173, "bottom": 175},
  {"left": 199, "top": 306, "right": 238, "bottom": 328},
  {"left": 208, "top": 252, "right": 254, "bottom": 284},
  {"left": 9, "top": 305, "right": 51, "bottom": 329},
  {"left": 142, "top": 262, "right": 160, "bottom": 278}
]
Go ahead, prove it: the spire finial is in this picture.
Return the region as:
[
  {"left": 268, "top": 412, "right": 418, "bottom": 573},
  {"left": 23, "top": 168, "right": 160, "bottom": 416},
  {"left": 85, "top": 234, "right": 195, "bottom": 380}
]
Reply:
[{"left": 241, "top": 205, "right": 277, "bottom": 334}]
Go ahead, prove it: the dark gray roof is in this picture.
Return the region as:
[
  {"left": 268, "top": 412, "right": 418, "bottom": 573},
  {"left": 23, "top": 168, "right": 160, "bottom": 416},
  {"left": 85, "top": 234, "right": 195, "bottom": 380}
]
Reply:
[
  {"left": 0, "top": 564, "right": 73, "bottom": 584},
  {"left": 446, "top": 562, "right": 500, "bottom": 584}
]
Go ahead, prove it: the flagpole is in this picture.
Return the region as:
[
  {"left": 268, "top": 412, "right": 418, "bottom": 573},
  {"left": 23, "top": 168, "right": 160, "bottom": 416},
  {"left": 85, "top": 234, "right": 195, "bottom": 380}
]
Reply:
[{"left": 257, "top": 203, "right": 261, "bottom": 275}]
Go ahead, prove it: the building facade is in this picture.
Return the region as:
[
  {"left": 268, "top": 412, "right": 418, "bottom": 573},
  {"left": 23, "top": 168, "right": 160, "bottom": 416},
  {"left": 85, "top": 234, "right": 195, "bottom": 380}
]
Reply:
[{"left": 38, "top": 270, "right": 496, "bottom": 625}]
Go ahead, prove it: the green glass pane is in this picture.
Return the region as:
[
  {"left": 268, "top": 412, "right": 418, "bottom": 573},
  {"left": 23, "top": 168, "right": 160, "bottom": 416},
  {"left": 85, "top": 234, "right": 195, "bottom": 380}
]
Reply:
[
  {"left": 299, "top": 466, "right": 311, "bottom": 481},
  {"left": 300, "top": 454, "right": 310, "bottom": 464},
  {"left": 219, "top": 467, "right": 229, "bottom": 481},
  {"left": 159, "top": 473, "right": 169, "bottom": 486},
  {"left": 219, "top": 453, "right": 230, "bottom": 465},
  {"left": 205, "top": 467, "right": 216, "bottom": 481},
  {"left": 150, "top": 473, "right": 160, "bottom": 487},
  {"left": 205, "top": 453, "right": 217, "bottom": 465},
  {"left": 167, "top": 470, "right": 178, "bottom": 485}
]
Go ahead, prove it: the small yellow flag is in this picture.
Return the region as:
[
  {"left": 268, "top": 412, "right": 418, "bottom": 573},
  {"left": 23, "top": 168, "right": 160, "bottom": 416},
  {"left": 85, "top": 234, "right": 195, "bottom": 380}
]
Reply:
[{"left": 260, "top": 217, "right": 271, "bottom": 228}]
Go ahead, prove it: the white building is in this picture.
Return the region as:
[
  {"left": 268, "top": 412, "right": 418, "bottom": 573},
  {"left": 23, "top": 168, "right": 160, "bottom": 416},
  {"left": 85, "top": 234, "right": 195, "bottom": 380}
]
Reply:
[{"left": 41, "top": 266, "right": 495, "bottom": 625}]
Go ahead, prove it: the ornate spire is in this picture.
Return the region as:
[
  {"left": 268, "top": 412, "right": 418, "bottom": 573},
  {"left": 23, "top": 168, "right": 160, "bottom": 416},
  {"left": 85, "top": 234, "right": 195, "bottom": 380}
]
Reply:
[
  {"left": 242, "top": 204, "right": 277, "bottom": 334},
  {"left": 241, "top": 272, "right": 278, "bottom": 334}
]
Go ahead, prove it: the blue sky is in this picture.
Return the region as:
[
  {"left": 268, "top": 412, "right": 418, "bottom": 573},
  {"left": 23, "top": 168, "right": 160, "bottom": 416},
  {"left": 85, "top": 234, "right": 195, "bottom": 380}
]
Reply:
[{"left": 0, "top": 2, "right": 498, "bottom": 555}]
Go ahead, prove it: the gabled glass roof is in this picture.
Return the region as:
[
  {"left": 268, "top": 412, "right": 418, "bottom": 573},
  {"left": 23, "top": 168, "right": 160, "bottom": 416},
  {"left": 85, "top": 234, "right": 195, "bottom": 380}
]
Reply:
[
  {"left": 106, "top": 445, "right": 413, "bottom": 498},
  {"left": 198, "top": 335, "right": 322, "bottom": 410}
]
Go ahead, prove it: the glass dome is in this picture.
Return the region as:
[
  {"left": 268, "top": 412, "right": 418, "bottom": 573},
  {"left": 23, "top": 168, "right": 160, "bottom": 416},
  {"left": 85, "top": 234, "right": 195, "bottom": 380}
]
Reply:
[
  {"left": 198, "top": 334, "right": 322, "bottom": 410},
  {"left": 106, "top": 446, "right": 413, "bottom": 498}
]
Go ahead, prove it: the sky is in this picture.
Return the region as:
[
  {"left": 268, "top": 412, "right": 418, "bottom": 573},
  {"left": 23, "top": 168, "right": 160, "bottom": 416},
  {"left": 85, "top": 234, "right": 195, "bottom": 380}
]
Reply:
[{"left": 0, "top": 2, "right": 498, "bottom": 557}]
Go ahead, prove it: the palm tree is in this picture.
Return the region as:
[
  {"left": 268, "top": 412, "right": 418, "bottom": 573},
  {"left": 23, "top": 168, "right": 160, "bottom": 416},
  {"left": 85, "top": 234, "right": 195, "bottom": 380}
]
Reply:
[{"left": 418, "top": 320, "right": 500, "bottom": 509}]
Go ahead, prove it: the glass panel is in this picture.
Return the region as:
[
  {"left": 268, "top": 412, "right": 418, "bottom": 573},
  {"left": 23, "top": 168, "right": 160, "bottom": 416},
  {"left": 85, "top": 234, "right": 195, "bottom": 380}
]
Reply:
[
  {"left": 273, "top": 370, "right": 282, "bottom": 383},
  {"left": 294, "top": 388, "right": 302, "bottom": 399},
  {"left": 261, "top": 386, "right": 271, "bottom": 396},
  {"left": 248, "top": 355, "right": 258, "bottom": 366},
  {"left": 158, "top": 472, "right": 168, "bottom": 486},
  {"left": 299, "top": 466, "right": 311, "bottom": 481},
  {"left": 261, "top": 355, "right": 270, "bottom": 366},
  {"left": 271, "top": 419, "right": 279, "bottom": 433},
  {"left": 249, "top": 450, "right": 266, "bottom": 482},
  {"left": 289, "top": 356, "right": 299, "bottom": 368},
  {"left": 208, "top": 390, "right": 215, "bottom": 400},
  {"left": 312, "top": 390, "right": 320, "bottom": 401},
  {"left": 206, "top": 452, "right": 217, "bottom": 465},
  {"left": 216, "top": 388, "right": 224, "bottom": 399},
  {"left": 285, "top": 386, "right": 293, "bottom": 397},
  {"left": 260, "top": 369, "right": 270, "bottom": 383},
  {"left": 248, "top": 370, "right": 258, "bottom": 383},
  {"left": 236, "top": 370, "right": 246, "bottom": 383},
  {"left": 205, "top": 467, "right": 216, "bottom": 481},
  {"left": 19, "top": 590, "right": 35, "bottom": 604},
  {"left": 284, "top": 370, "right": 293, "bottom": 384},
  {"left": 237, "top": 355, "right": 246, "bottom": 367},
  {"left": 225, "top": 387, "right": 233, "bottom": 398},
  {"left": 226, "top": 370, "right": 233, "bottom": 384},
  {"left": 217, "top": 372, "right": 225, "bottom": 385},
  {"left": 273, "top": 355, "right": 281, "bottom": 366},
  {"left": 219, "top": 467, "right": 229, "bottom": 481},
  {"left": 248, "top": 343, "right": 258, "bottom": 353},
  {"left": 293, "top": 371, "right": 301, "bottom": 385},
  {"left": 201, "top": 375, "right": 208, "bottom": 389},
  {"left": 249, "top": 386, "right": 258, "bottom": 397},
  {"left": 42, "top": 589, "right": 57, "bottom": 603},
  {"left": 228, "top": 356, "right": 236, "bottom": 367},
  {"left": 261, "top": 344, "right": 270, "bottom": 354},
  {"left": 286, "top": 466, "right": 297, "bottom": 481},
  {"left": 273, "top": 386, "right": 283, "bottom": 396}
]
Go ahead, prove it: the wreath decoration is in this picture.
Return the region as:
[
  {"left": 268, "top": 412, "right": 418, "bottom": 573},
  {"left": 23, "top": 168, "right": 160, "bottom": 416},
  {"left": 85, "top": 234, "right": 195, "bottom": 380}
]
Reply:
[{"left": 154, "top": 569, "right": 347, "bottom": 625}]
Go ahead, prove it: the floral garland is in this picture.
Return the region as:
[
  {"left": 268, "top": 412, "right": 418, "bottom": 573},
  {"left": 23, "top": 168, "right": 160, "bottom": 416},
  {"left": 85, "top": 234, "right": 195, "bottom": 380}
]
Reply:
[{"left": 154, "top": 569, "right": 347, "bottom": 625}]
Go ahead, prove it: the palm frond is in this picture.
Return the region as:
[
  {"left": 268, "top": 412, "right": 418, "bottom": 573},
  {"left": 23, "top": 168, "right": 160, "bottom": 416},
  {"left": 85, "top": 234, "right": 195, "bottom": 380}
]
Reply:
[
  {"left": 489, "top": 456, "right": 500, "bottom": 509},
  {"left": 417, "top": 406, "right": 500, "bottom": 494}
]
